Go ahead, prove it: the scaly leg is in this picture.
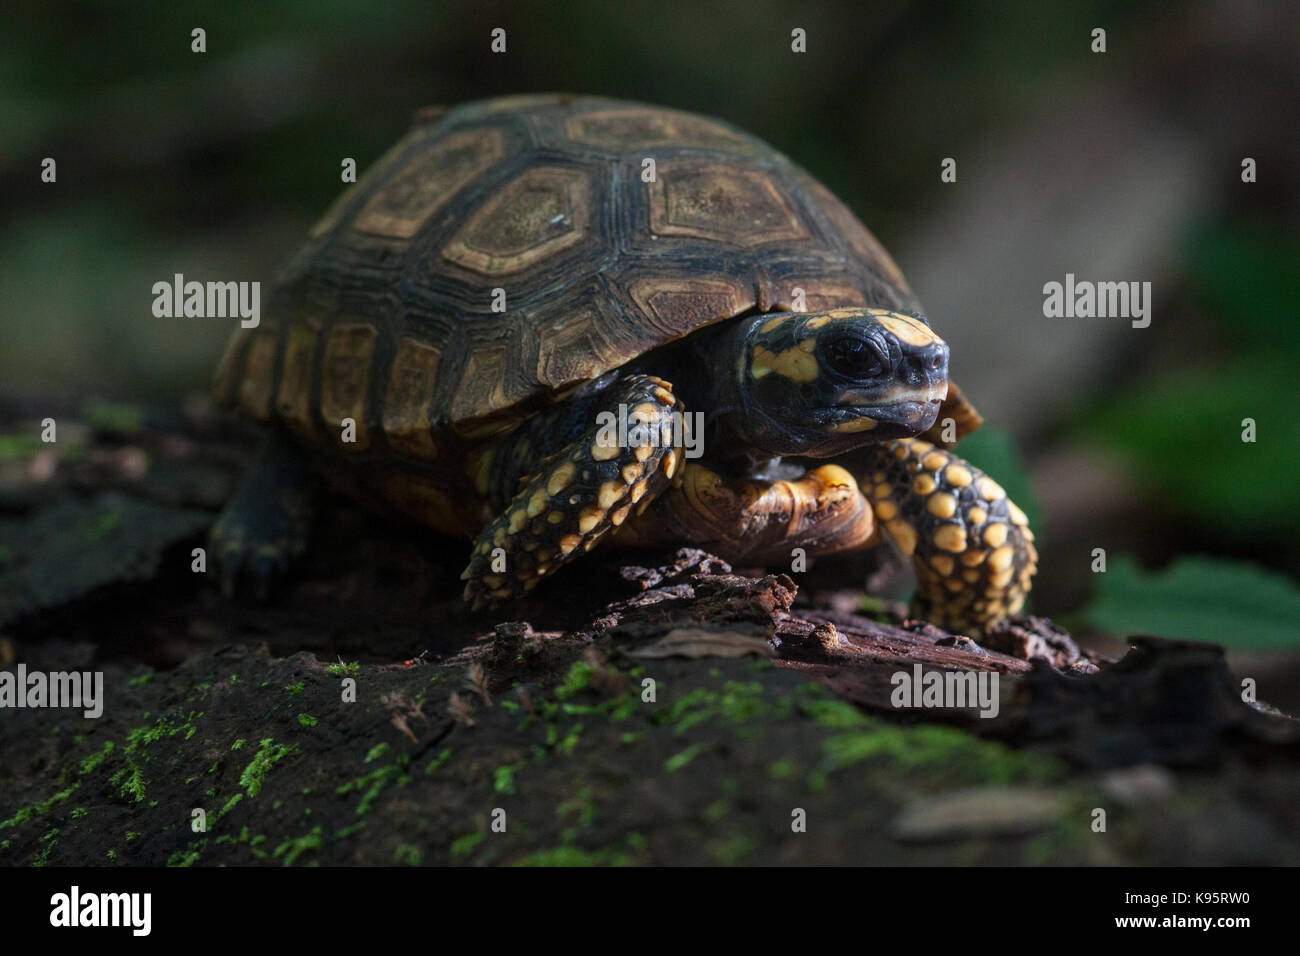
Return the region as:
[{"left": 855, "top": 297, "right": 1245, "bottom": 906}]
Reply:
[
  {"left": 855, "top": 438, "right": 1037, "bottom": 633},
  {"left": 461, "top": 373, "right": 683, "bottom": 609}
]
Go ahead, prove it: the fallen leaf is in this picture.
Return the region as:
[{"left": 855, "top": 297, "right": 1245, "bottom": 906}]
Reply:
[
  {"left": 626, "top": 627, "right": 773, "bottom": 659},
  {"left": 891, "top": 786, "right": 1068, "bottom": 842}
]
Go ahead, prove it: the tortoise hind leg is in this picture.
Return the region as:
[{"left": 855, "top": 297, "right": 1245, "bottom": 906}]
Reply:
[
  {"left": 855, "top": 438, "right": 1037, "bottom": 633},
  {"left": 210, "top": 433, "right": 316, "bottom": 599},
  {"left": 461, "top": 373, "right": 682, "bottom": 610}
]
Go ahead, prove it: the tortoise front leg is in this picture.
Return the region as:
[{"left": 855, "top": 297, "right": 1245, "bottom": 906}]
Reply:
[
  {"left": 619, "top": 440, "right": 1036, "bottom": 634},
  {"left": 461, "top": 374, "right": 682, "bottom": 610},
  {"left": 615, "top": 461, "right": 878, "bottom": 567},
  {"left": 855, "top": 438, "right": 1038, "bottom": 633}
]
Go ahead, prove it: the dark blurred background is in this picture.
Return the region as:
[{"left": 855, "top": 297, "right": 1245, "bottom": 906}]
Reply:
[{"left": 3, "top": 0, "right": 1298, "bottom": 650}]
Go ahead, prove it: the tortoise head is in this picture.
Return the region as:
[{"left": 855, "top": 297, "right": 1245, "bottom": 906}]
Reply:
[{"left": 724, "top": 308, "right": 949, "bottom": 458}]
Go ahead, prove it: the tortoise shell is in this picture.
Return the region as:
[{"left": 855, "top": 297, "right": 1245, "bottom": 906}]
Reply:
[{"left": 214, "top": 93, "right": 921, "bottom": 457}]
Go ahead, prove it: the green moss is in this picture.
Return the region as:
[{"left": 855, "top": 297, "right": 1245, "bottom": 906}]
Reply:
[
  {"left": 811, "top": 722, "right": 1062, "bottom": 790},
  {"left": 127, "top": 672, "right": 153, "bottom": 688},
  {"left": 555, "top": 723, "right": 583, "bottom": 755},
  {"left": 493, "top": 764, "right": 521, "bottom": 795},
  {"left": 0, "top": 434, "right": 45, "bottom": 460},
  {"left": 394, "top": 844, "right": 423, "bottom": 866},
  {"left": 219, "top": 794, "right": 243, "bottom": 817},
  {"left": 556, "top": 786, "right": 595, "bottom": 828},
  {"left": 514, "top": 846, "right": 632, "bottom": 866},
  {"left": 703, "top": 799, "right": 730, "bottom": 823},
  {"left": 798, "top": 697, "right": 872, "bottom": 729},
  {"left": 33, "top": 828, "right": 60, "bottom": 866},
  {"left": 297, "top": 714, "right": 318, "bottom": 728},
  {"left": 110, "top": 763, "right": 146, "bottom": 803},
  {"left": 0, "top": 784, "right": 79, "bottom": 831},
  {"left": 284, "top": 681, "right": 305, "bottom": 698},
  {"left": 79, "top": 741, "right": 113, "bottom": 775},
  {"left": 555, "top": 660, "right": 597, "bottom": 699},
  {"left": 101, "top": 712, "right": 204, "bottom": 803},
  {"left": 238, "top": 739, "right": 297, "bottom": 798},
  {"left": 450, "top": 832, "right": 484, "bottom": 857},
  {"left": 423, "top": 748, "right": 452, "bottom": 775},
  {"left": 336, "top": 757, "right": 409, "bottom": 816},
  {"left": 86, "top": 509, "right": 123, "bottom": 542},
  {"left": 656, "top": 681, "right": 775, "bottom": 734},
  {"left": 767, "top": 760, "right": 799, "bottom": 779},
  {"left": 364, "top": 743, "right": 389, "bottom": 764},
  {"left": 273, "top": 826, "right": 322, "bottom": 866},
  {"left": 85, "top": 399, "right": 143, "bottom": 435},
  {"left": 664, "top": 743, "right": 706, "bottom": 773},
  {"left": 231, "top": 738, "right": 245, "bottom": 750},
  {"left": 326, "top": 661, "right": 360, "bottom": 676},
  {"left": 708, "top": 833, "right": 757, "bottom": 865}
]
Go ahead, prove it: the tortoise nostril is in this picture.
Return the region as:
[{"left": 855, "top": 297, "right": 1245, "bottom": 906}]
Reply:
[{"left": 930, "top": 355, "right": 943, "bottom": 370}]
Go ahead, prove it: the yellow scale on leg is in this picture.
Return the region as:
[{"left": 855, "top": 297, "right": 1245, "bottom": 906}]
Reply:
[
  {"left": 460, "top": 374, "right": 683, "bottom": 610},
  {"left": 864, "top": 438, "right": 1037, "bottom": 633}
]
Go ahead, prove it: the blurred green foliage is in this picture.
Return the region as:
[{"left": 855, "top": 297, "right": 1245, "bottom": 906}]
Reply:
[
  {"left": 1085, "top": 556, "right": 1300, "bottom": 650},
  {"left": 1074, "top": 221, "right": 1300, "bottom": 642},
  {"left": 1076, "top": 222, "right": 1300, "bottom": 542},
  {"left": 959, "top": 423, "right": 1043, "bottom": 543}
]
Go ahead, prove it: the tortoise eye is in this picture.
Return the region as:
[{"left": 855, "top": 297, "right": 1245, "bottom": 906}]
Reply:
[{"left": 825, "top": 336, "right": 886, "bottom": 378}]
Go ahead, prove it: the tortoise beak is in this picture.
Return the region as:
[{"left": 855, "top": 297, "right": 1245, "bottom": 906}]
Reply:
[{"left": 822, "top": 391, "right": 945, "bottom": 436}]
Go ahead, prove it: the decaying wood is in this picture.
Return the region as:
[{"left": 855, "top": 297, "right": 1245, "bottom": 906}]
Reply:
[{"left": 1, "top": 396, "right": 1297, "bottom": 866}]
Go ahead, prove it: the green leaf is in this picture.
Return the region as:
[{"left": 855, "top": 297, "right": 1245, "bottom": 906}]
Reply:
[
  {"left": 1185, "top": 222, "right": 1300, "bottom": 356},
  {"left": 1084, "top": 555, "right": 1300, "bottom": 649},
  {"left": 1075, "top": 362, "right": 1299, "bottom": 538}
]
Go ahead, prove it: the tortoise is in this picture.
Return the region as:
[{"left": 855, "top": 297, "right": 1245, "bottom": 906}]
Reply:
[{"left": 210, "top": 94, "right": 1036, "bottom": 633}]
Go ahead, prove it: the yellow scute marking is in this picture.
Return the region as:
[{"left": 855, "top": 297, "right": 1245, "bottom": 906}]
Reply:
[
  {"left": 751, "top": 345, "right": 818, "bottom": 383},
  {"left": 877, "top": 313, "right": 940, "bottom": 347},
  {"left": 830, "top": 417, "right": 876, "bottom": 433}
]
